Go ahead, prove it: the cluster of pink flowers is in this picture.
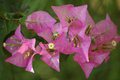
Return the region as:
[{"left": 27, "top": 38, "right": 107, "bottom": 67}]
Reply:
[{"left": 3, "top": 4, "right": 120, "bottom": 78}]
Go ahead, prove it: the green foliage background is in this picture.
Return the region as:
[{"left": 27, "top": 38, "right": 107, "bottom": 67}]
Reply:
[{"left": 0, "top": 0, "right": 120, "bottom": 80}]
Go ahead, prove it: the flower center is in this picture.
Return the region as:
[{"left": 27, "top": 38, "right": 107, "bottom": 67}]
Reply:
[
  {"left": 85, "top": 25, "right": 93, "bottom": 35},
  {"left": 112, "top": 40, "right": 116, "bottom": 47},
  {"left": 72, "top": 35, "right": 80, "bottom": 48},
  {"left": 52, "top": 32, "right": 60, "bottom": 40},
  {"left": 24, "top": 50, "right": 34, "bottom": 59},
  {"left": 48, "top": 43, "right": 55, "bottom": 49},
  {"left": 47, "top": 43, "right": 56, "bottom": 56},
  {"left": 65, "top": 16, "right": 75, "bottom": 23}
]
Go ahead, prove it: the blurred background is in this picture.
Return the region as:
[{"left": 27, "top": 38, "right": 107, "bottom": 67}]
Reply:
[{"left": 0, "top": 0, "right": 120, "bottom": 80}]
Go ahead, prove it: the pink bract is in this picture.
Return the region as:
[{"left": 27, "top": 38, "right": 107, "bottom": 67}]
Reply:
[
  {"left": 52, "top": 4, "right": 91, "bottom": 62},
  {"left": 26, "top": 11, "right": 67, "bottom": 43},
  {"left": 26, "top": 11, "right": 56, "bottom": 31},
  {"left": 4, "top": 25, "right": 37, "bottom": 73},
  {"left": 74, "top": 51, "right": 109, "bottom": 78},
  {"left": 25, "top": 11, "right": 56, "bottom": 42},
  {"left": 39, "top": 33, "right": 74, "bottom": 71},
  {"left": 90, "top": 14, "right": 120, "bottom": 53}
]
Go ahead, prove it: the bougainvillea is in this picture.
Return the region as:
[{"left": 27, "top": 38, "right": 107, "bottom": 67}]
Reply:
[{"left": 3, "top": 4, "right": 120, "bottom": 79}]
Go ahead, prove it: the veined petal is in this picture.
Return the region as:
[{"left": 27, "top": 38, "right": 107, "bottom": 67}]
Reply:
[
  {"left": 53, "top": 33, "right": 67, "bottom": 50},
  {"left": 39, "top": 42, "right": 51, "bottom": 58},
  {"left": 86, "top": 11, "right": 95, "bottom": 25},
  {"left": 26, "top": 53, "right": 36, "bottom": 73},
  {"left": 25, "top": 11, "right": 56, "bottom": 40},
  {"left": 17, "top": 44, "right": 29, "bottom": 54},
  {"left": 37, "top": 27, "right": 53, "bottom": 42},
  {"left": 69, "top": 20, "right": 83, "bottom": 35},
  {"left": 106, "top": 14, "right": 111, "bottom": 22},
  {"left": 36, "top": 45, "right": 42, "bottom": 53},
  {"left": 91, "top": 15, "right": 118, "bottom": 44},
  {"left": 52, "top": 4, "right": 74, "bottom": 27},
  {"left": 23, "top": 38, "right": 36, "bottom": 52},
  {"left": 72, "top": 5, "right": 88, "bottom": 25},
  {"left": 4, "top": 26, "right": 25, "bottom": 55},
  {"left": 26, "top": 11, "right": 56, "bottom": 30},
  {"left": 5, "top": 52, "right": 30, "bottom": 67},
  {"left": 15, "top": 25, "right": 26, "bottom": 41},
  {"left": 41, "top": 52, "right": 60, "bottom": 72},
  {"left": 4, "top": 35, "right": 21, "bottom": 55},
  {"left": 106, "top": 14, "right": 117, "bottom": 34},
  {"left": 53, "top": 33, "right": 74, "bottom": 54},
  {"left": 73, "top": 54, "right": 94, "bottom": 78},
  {"left": 61, "top": 45, "right": 74, "bottom": 54},
  {"left": 80, "top": 63, "right": 95, "bottom": 78},
  {"left": 80, "top": 36, "right": 91, "bottom": 62},
  {"left": 52, "top": 23, "right": 67, "bottom": 34},
  {"left": 89, "top": 52, "right": 109, "bottom": 66},
  {"left": 73, "top": 51, "right": 86, "bottom": 63},
  {"left": 115, "top": 35, "right": 120, "bottom": 43}
]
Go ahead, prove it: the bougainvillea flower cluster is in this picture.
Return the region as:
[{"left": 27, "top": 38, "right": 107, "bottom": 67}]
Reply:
[{"left": 3, "top": 4, "right": 120, "bottom": 78}]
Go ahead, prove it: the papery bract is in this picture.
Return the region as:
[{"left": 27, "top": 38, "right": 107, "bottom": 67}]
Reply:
[
  {"left": 4, "top": 25, "right": 37, "bottom": 73},
  {"left": 39, "top": 33, "right": 74, "bottom": 71},
  {"left": 86, "top": 11, "right": 95, "bottom": 25},
  {"left": 52, "top": 4, "right": 91, "bottom": 62},
  {"left": 74, "top": 50, "right": 109, "bottom": 78},
  {"left": 3, "top": 3, "right": 120, "bottom": 79},
  {"left": 52, "top": 4, "right": 74, "bottom": 27},
  {"left": 26, "top": 11, "right": 56, "bottom": 31},
  {"left": 90, "top": 14, "right": 120, "bottom": 53},
  {"left": 25, "top": 11, "right": 56, "bottom": 42},
  {"left": 26, "top": 11, "right": 67, "bottom": 42},
  {"left": 74, "top": 14, "right": 120, "bottom": 78}
]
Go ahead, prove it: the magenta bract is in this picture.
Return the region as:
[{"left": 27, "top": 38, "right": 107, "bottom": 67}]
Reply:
[
  {"left": 3, "top": 4, "right": 120, "bottom": 79},
  {"left": 39, "top": 33, "right": 74, "bottom": 71},
  {"left": 4, "top": 25, "right": 37, "bottom": 73},
  {"left": 52, "top": 4, "right": 91, "bottom": 62}
]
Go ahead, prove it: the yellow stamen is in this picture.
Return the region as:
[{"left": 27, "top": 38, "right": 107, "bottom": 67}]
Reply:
[
  {"left": 51, "top": 52, "right": 56, "bottom": 56},
  {"left": 77, "top": 44, "right": 79, "bottom": 48},
  {"left": 48, "top": 43, "right": 55, "bottom": 49},
  {"left": 53, "top": 33, "right": 58, "bottom": 37},
  {"left": 102, "top": 40, "right": 116, "bottom": 51},
  {"left": 112, "top": 40, "right": 116, "bottom": 47},
  {"left": 74, "top": 43, "right": 76, "bottom": 47},
  {"left": 52, "top": 32, "right": 60, "bottom": 40},
  {"left": 65, "top": 16, "right": 75, "bottom": 23},
  {"left": 10, "top": 37, "right": 21, "bottom": 42},
  {"left": 25, "top": 20, "right": 49, "bottom": 23},
  {"left": 72, "top": 35, "right": 80, "bottom": 48},
  {"left": 72, "top": 36, "right": 76, "bottom": 41},
  {"left": 24, "top": 50, "right": 34, "bottom": 59},
  {"left": 102, "top": 47, "right": 115, "bottom": 50},
  {"left": 85, "top": 25, "right": 93, "bottom": 35},
  {"left": 24, "top": 52, "right": 30, "bottom": 59},
  {"left": 10, "top": 45, "right": 14, "bottom": 50},
  {"left": 3, "top": 43, "right": 22, "bottom": 50},
  {"left": 92, "top": 40, "right": 116, "bottom": 52},
  {"left": 103, "top": 40, "right": 117, "bottom": 47},
  {"left": 3, "top": 43, "right": 21, "bottom": 47},
  {"left": 27, "top": 52, "right": 30, "bottom": 56},
  {"left": 3, "top": 43, "right": 7, "bottom": 47}
]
